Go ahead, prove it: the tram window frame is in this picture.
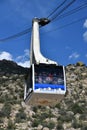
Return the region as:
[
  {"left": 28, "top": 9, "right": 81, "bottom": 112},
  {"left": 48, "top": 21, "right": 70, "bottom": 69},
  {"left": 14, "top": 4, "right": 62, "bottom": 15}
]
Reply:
[
  {"left": 25, "top": 65, "right": 33, "bottom": 96},
  {"left": 33, "top": 64, "right": 66, "bottom": 91}
]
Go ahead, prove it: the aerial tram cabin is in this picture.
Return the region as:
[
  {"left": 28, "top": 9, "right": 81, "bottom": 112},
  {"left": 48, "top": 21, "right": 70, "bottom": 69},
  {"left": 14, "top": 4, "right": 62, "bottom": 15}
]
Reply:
[{"left": 24, "top": 18, "right": 66, "bottom": 106}]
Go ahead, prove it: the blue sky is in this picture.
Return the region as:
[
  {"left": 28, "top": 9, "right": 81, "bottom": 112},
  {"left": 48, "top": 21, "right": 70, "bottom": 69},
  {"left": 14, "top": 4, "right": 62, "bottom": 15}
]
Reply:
[{"left": 0, "top": 0, "right": 87, "bottom": 67}]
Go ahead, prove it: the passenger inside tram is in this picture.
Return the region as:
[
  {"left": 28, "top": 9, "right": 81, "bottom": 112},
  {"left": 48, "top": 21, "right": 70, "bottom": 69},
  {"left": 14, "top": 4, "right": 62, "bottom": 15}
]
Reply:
[{"left": 34, "top": 65, "right": 64, "bottom": 91}]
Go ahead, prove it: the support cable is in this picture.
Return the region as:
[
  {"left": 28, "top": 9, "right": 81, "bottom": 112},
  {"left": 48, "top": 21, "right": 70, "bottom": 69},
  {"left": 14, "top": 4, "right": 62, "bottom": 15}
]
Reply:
[
  {"left": 43, "top": 16, "right": 87, "bottom": 34},
  {"left": 53, "top": 2, "right": 87, "bottom": 21},
  {"left": 47, "top": 0, "right": 67, "bottom": 18},
  {"left": 1, "top": 0, "right": 86, "bottom": 42},
  {"left": 50, "top": 0, "right": 76, "bottom": 21},
  {"left": 0, "top": 0, "right": 77, "bottom": 42},
  {"left": 0, "top": 27, "right": 31, "bottom": 42}
]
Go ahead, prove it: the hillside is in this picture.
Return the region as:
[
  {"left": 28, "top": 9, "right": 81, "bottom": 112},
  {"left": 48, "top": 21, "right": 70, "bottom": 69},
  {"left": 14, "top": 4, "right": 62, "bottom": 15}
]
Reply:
[
  {"left": 0, "top": 59, "right": 29, "bottom": 75},
  {"left": 0, "top": 60, "right": 87, "bottom": 130}
]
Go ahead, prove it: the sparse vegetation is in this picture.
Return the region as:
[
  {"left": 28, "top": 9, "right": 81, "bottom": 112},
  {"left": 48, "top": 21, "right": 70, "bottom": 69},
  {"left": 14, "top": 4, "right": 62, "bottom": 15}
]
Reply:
[
  {"left": 80, "top": 114, "right": 87, "bottom": 120},
  {"left": 57, "top": 121, "right": 64, "bottom": 130},
  {"left": 0, "top": 60, "right": 87, "bottom": 129},
  {"left": 0, "top": 118, "right": 3, "bottom": 123},
  {"left": 15, "top": 108, "right": 27, "bottom": 123},
  {"left": 70, "top": 103, "right": 84, "bottom": 114},
  {"left": 7, "top": 120, "right": 16, "bottom": 130},
  {"left": 72, "top": 119, "right": 83, "bottom": 129},
  {"left": 76, "top": 61, "right": 85, "bottom": 66},
  {"left": 57, "top": 114, "right": 73, "bottom": 122},
  {"left": 55, "top": 103, "right": 61, "bottom": 109},
  {"left": 46, "top": 121, "right": 55, "bottom": 129},
  {"left": 1, "top": 103, "right": 11, "bottom": 118},
  {"left": 81, "top": 125, "right": 87, "bottom": 130},
  {"left": 32, "top": 119, "right": 40, "bottom": 127}
]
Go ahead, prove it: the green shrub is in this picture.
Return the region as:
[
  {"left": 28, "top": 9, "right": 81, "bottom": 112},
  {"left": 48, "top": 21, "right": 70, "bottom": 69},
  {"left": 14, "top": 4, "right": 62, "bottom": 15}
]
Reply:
[
  {"left": 0, "top": 111, "right": 5, "bottom": 118},
  {"left": 19, "top": 90, "right": 24, "bottom": 99},
  {"left": 15, "top": 108, "right": 26, "bottom": 123},
  {"left": 32, "top": 119, "right": 40, "bottom": 127},
  {"left": 72, "top": 119, "right": 82, "bottom": 129},
  {"left": 0, "top": 118, "right": 3, "bottom": 123},
  {"left": 1, "top": 103, "right": 11, "bottom": 118},
  {"left": 40, "top": 112, "right": 52, "bottom": 120},
  {"left": 80, "top": 114, "right": 87, "bottom": 120},
  {"left": 0, "top": 94, "right": 13, "bottom": 104},
  {"left": 0, "top": 95, "right": 7, "bottom": 103},
  {"left": 32, "top": 106, "right": 38, "bottom": 113},
  {"left": 58, "top": 114, "right": 73, "bottom": 122},
  {"left": 55, "top": 103, "right": 61, "bottom": 109},
  {"left": 81, "top": 125, "right": 87, "bottom": 130},
  {"left": 56, "top": 121, "right": 64, "bottom": 130},
  {"left": 32, "top": 110, "right": 54, "bottom": 120},
  {"left": 76, "top": 62, "right": 85, "bottom": 66},
  {"left": 0, "top": 128, "right": 5, "bottom": 130},
  {"left": 36, "top": 105, "right": 47, "bottom": 111},
  {"left": 7, "top": 120, "right": 16, "bottom": 130},
  {"left": 47, "top": 121, "right": 55, "bottom": 129},
  {"left": 70, "top": 103, "right": 84, "bottom": 114}
]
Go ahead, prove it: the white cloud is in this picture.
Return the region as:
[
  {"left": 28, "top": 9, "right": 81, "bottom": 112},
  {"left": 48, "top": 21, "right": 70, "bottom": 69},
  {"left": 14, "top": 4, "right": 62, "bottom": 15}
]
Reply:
[
  {"left": 65, "top": 46, "right": 71, "bottom": 50},
  {"left": 0, "top": 49, "right": 30, "bottom": 68},
  {"left": 16, "top": 55, "right": 23, "bottom": 61},
  {"left": 0, "top": 51, "right": 13, "bottom": 60},
  {"left": 69, "top": 52, "right": 80, "bottom": 59},
  {"left": 85, "top": 54, "right": 87, "bottom": 58},
  {"left": 24, "top": 49, "right": 29, "bottom": 57},
  {"left": 16, "top": 49, "right": 30, "bottom": 68},
  {"left": 16, "top": 49, "right": 29, "bottom": 62},
  {"left": 83, "top": 19, "right": 87, "bottom": 42},
  {"left": 83, "top": 31, "right": 87, "bottom": 42},
  {"left": 17, "top": 61, "right": 30, "bottom": 68},
  {"left": 83, "top": 19, "right": 87, "bottom": 28}
]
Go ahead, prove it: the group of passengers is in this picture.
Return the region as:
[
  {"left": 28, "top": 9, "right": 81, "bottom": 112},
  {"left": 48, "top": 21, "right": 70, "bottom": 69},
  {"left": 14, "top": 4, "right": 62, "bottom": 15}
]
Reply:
[{"left": 35, "top": 72, "right": 64, "bottom": 85}]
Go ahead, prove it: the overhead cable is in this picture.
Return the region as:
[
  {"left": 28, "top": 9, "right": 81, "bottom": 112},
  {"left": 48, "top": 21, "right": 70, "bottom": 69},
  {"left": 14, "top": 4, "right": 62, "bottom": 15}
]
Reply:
[
  {"left": 53, "top": 2, "right": 87, "bottom": 21},
  {"left": 1, "top": 0, "right": 86, "bottom": 42},
  {"left": 44, "top": 16, "right": 87, "bottom": 34},
  {"left": 0, "top": 27, "right": 31, "bottom": 42},
  {"left": 0, "top": 0, "right": 77, "bottom": 42},
  {"left": 51, "top": 0, "right": 76, "bottom": 21},
  {"left": 47, "top": 0, "right": 67, "bottom": 18}
]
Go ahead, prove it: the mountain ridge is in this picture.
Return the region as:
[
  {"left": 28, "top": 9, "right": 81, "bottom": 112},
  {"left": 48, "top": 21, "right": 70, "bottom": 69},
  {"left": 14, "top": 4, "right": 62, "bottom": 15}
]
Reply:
[{"left": 0, "top": 59, "right": 29, "bottom": 75}]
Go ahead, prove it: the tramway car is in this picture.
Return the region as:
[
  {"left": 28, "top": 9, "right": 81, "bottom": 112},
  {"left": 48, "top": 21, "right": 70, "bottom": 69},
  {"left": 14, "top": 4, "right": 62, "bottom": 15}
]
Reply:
[{"left": 24, "top": 18, "right": 66, "bottom": 106}]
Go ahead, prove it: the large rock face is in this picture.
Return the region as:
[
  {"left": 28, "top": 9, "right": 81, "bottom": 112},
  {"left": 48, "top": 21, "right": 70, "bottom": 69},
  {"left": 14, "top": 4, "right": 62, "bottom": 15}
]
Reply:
[{"left": 0, "top": 60, "right": 87, "bottom": 130}]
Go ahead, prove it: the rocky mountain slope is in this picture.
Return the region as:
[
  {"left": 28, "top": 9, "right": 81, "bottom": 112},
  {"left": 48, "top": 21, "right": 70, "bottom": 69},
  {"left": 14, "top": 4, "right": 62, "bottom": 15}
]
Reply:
[{"left": 0, "top": 60, "right": 87, "bottom": 130}]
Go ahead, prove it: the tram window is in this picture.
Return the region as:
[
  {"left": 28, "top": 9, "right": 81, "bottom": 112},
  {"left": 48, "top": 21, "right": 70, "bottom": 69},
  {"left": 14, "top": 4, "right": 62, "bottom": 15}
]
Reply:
[{"left": 34, "top": 64, "right": 65, "bottom": 91}]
